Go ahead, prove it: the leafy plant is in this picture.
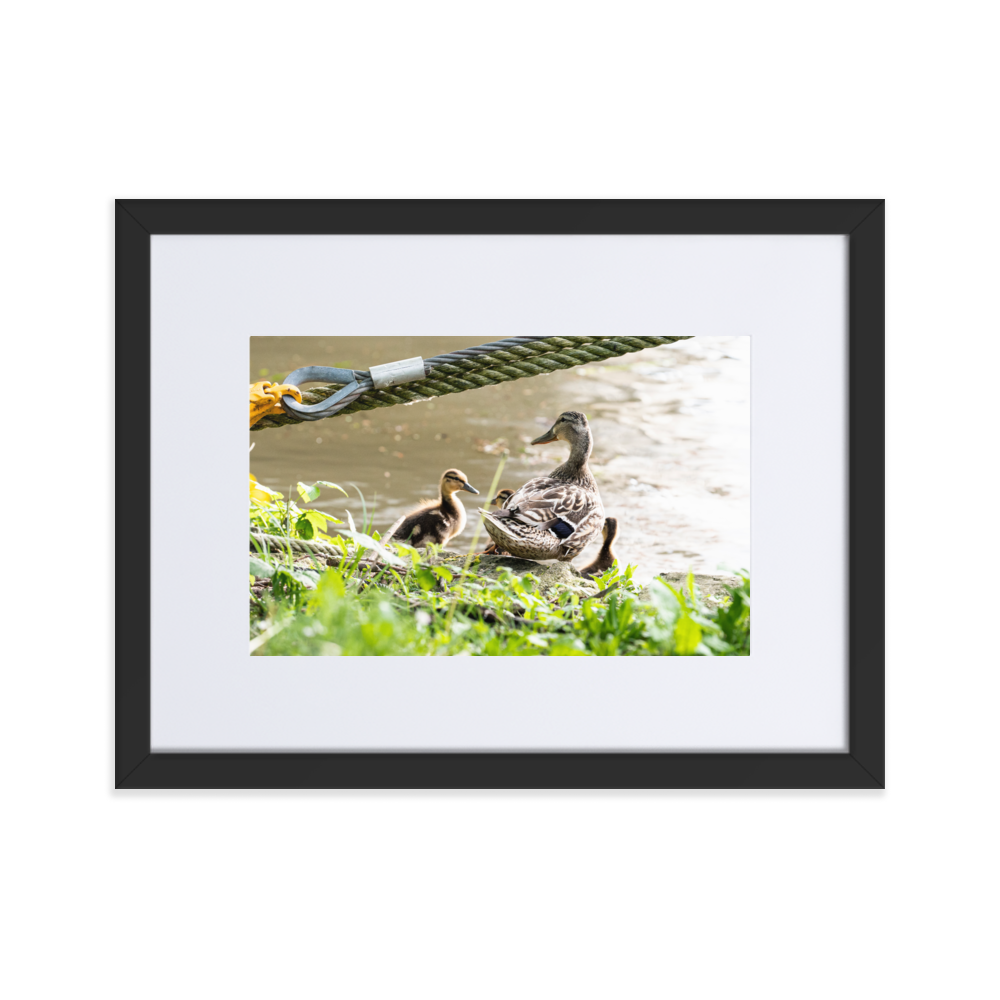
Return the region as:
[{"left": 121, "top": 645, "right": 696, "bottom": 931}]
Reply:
[{"left": 250, "top": 476, "right": 345, "bottom": 542}]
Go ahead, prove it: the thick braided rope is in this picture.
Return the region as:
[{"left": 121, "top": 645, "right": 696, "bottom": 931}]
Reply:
[
  {"left": 251, "top": 532, "right": 340, "bottom": 559},
  {"left": 251, "top": 334, "right": 690, "bottom": 430}
]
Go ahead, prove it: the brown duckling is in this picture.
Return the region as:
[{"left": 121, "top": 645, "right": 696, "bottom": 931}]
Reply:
[
  {"left": 385, "top": 468, "right": 480, "bottom": 547},
  {"left": 483, "top": 489, "right": 515, "bottom": 554},
  {"left": 580, "top": 517, "right": 618, "bottom": 578}
]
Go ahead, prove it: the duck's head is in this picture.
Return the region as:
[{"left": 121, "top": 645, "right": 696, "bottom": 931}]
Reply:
[
  {"left": 602, "top": 516, "right": 618, "bottom": 546},
  {"left": 531, "top": 410, "right": 590, "bottom": 446},
  {"left": 491, "top": 488, "right": 515, "bottom": 507},
  {"left": 441, "top": 468, "right": 480, "bottom": 495}
]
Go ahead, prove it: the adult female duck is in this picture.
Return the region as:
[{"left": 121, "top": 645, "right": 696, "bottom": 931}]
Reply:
[{"left": 480, "top": 411, "right": 604, "bottom": 562}]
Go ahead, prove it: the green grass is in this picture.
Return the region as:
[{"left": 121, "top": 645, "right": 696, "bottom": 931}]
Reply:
[{"left": 249, "top": 541, "right": 749, "bottom": 658}]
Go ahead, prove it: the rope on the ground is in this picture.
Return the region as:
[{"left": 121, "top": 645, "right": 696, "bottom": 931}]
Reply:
[
  {"left": 251, "top": 532, "right": 340, "bottom": 559},
  {"left": 250, "top": 334, "right": 690, "bottom": 430}
]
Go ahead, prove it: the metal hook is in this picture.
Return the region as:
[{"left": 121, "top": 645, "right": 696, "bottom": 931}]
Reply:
[{"left": 277, "top": 366, "right": 367, "bottom": 421}]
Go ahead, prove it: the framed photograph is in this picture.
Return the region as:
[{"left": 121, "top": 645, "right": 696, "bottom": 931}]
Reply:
[{"left": 116, "top": 199, "right": 883, "bottom": 789}]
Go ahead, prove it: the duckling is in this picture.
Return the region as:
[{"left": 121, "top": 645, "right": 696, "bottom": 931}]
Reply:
[
  {"left": 483, "top": 489, "right": 515, "bottom": 554},
  {"left": 580, "top": 517, "right": 619, "bottom": 578},
  {"left": 385, "top": 468, "right": 480, "bottom": 547}
]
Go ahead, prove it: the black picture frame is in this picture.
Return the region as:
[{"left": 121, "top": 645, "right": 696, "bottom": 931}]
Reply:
[{"left": 116, "top": 199, "right": 884, "bottom": 790}]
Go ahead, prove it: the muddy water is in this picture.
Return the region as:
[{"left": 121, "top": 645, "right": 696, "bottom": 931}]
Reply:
[{"left": 250, "top": 336, "right": 749, "bottom": 583}]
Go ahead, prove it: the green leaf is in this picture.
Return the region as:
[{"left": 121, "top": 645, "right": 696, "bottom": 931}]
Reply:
[
  {"left": 430, "top": 565, "right": 454, "bottom": 583},
  {"left": 297, "top": 481, "right": 321, "bottom": 503},
  {"left": 674, "top": 615, "right": 702, "bottom": 655},
  {"left": 647, "top": 579, "right": 680, "bottom": 624},
  {"left": 336, "top": 528, "right": 405, "bottom": 566},
  {"left": 250, "top": 557, "right": 273, "bottom": 579},
  {"left": 315, "top": 480, "right": 348, "bottom": 497},
  {"left": 662, "top": 579, "right": 689, "bottom": 612},
  {"left": 295, "top": 510, "right": 342, "bottom": 538},
  {"left": 312, "top": 570, "right": 346, "bottom": 600},
  {"left": 702, "top": 634, "right": 733, "bottom": 655},
  {"left": 270, "top": 568, "right": 305, "bottom": 602},
  {"left": 302, "top": 509, "right": 341, "bottom": 531}
]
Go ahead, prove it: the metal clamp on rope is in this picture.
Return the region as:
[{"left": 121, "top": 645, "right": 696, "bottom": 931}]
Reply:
[
  {"left": 369, "top": 356, "right": 426, "bottom": 389},
  {"left": 278, "top": 366, "right": 367, "bottom": 422}
]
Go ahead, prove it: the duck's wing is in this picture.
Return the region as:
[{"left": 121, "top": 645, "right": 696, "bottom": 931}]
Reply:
[
  {"left": 556, "top": 503, "right": 607, "bottom": 559},
  {"left": 497, "top": 479, "right": 603, "bottom": 535}
]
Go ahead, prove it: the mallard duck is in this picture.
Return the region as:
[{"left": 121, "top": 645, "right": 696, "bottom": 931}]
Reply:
[
  {"left": 385, "top": 468, "right": 480, "bottom": 547},
  {"left": 479, "top": 411, "right": 605, "bottom": 561},
  {"left": 483, "top": 489, "right": 515, "bottom": 554},
  {"left": 580, "top": 517, "right": 619, "bottom": 578}
]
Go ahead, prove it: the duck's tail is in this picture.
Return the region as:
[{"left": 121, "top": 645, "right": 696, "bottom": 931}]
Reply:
[
  {"left": 477, "top": 509, "right": 561, "bottom": 559},
  {"left": 477, "top": 508, "right": 513, "bottom": 539},
  {"left": 479, "top": 507, "right": 524, "bottom": 548}
]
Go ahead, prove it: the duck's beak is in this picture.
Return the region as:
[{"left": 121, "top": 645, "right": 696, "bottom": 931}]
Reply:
[
  {"left": 461, "top": 482, "right": 480, "bottom": 494},
  {"left": 531, "top": 423, "right": 559, "bottom": 445}
]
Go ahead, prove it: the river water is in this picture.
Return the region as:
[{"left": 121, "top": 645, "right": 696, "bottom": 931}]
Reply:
[{"left": 250, "top": 335, "right": 749, "bottom": 583}]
